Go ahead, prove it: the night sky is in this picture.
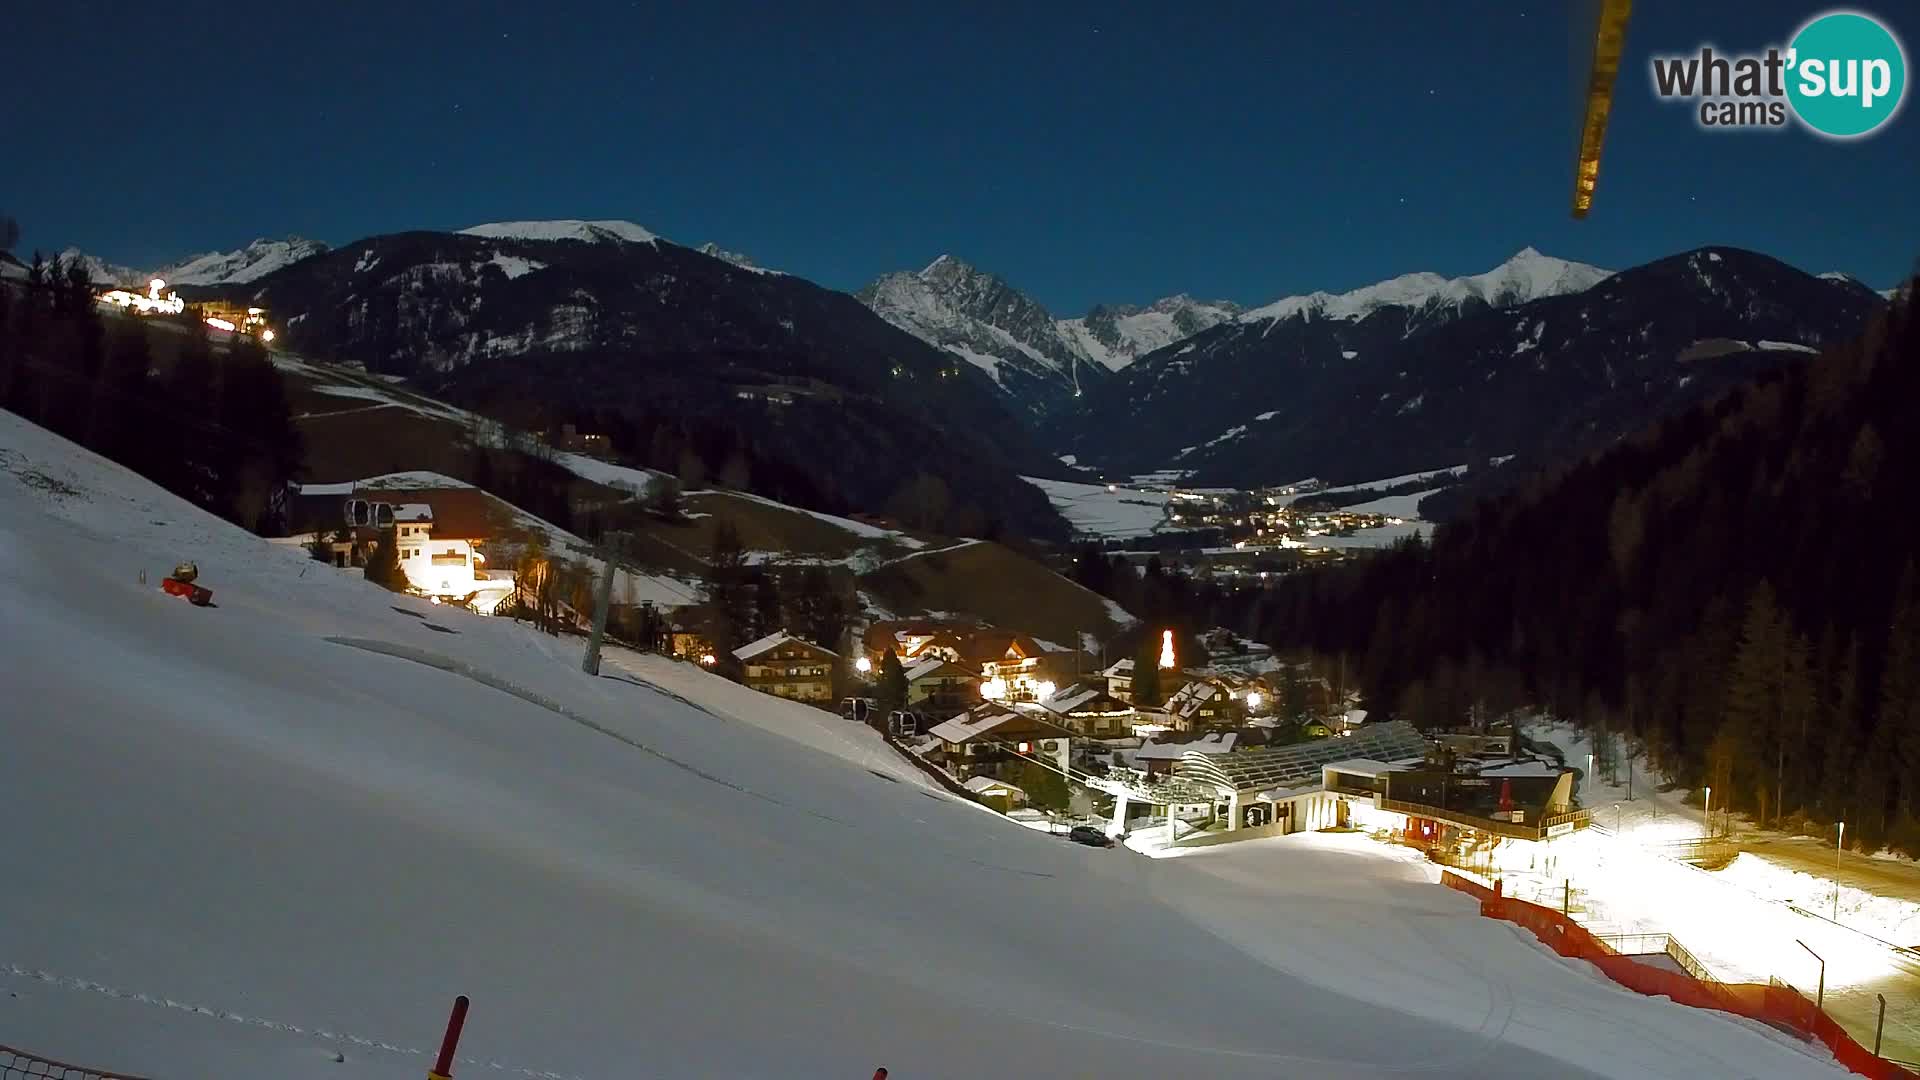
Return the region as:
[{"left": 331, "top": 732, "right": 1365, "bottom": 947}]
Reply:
[{"left": 10, "top": 2, "right": 1917, "bottom": 312}]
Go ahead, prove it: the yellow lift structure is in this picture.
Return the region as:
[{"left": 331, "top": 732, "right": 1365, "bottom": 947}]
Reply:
[{"left": 1572, "top": 0, "right": 1634, "bottom": 218}]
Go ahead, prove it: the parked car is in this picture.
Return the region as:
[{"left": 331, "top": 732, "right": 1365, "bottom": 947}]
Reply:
[{"left": 1068, "top": 825, "right": 1114, "bottom": 848}]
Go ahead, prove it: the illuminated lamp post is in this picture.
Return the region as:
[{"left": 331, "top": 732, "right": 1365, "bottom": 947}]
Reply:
[
  {"left": 1835, "top": 820, "right": 1845, "bottom": 923},
  {"left": 1158, "top": 629, "right": 1175, "bottom": 670},
  {"left": 855, "top": 655, "right": 872, "bottom": 676},
  {"left": 1703, "top": 785, "right": 1711, "bottom": 839}
]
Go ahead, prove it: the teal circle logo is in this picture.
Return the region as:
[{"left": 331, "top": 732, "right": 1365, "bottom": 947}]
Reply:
[{"left": 1787, "top": 11, "right": 1907, "bottom": 138}]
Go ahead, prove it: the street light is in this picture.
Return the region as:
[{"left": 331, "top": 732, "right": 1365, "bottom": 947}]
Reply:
[
  {"left": 1703, "top": 785, "right": 1712, "bottom": 839},
  {"left": 1587, "top": 753, "right": 1594, "bottom": 800},
  {"left": 855, "top": 656, "right": 872, "bottom": 675},
  {"left": 1835, "top": 820, "right": 1846, "bottom": 923},
  {"left": 1246, "top": 691, "right": 1263, "bottom": 711}
]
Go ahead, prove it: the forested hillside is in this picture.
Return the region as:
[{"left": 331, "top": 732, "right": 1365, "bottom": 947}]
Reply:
[
  {"left": 0, "top": 255, "right": 304, "bottom": 530},
  {"left": 1244, "top": 284, "right": 1920, "bottom": 854}
]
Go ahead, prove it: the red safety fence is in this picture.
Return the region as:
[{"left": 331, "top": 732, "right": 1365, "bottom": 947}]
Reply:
[
  {"left": 1440, "top": 875, "right": 1918, "bottom": 1080},
  {"left": 1, "top": 1045, "right": 150, "bottom": 1080}
]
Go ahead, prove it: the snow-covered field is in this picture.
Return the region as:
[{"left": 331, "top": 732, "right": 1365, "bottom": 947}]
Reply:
[
  {"left": 0, "top": 412, "right": 1854, "bottom": 1079},
  {"left": 1309, "top": 520, "right": 1433, "bottom": 550},
  {"left": 1343, "top": 487, "right": 1441, "bottom": 518},
  {"left": 1021, "top": 476, "right": 1169, "bottom": 539}
]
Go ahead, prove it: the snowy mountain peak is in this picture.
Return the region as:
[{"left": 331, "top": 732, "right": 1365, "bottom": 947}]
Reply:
[
  {"left": 1240, "top": 250, "right": 1611, "bottom": 326},
  {"left": 858, "top": 258, "right": 1095, "bottom": 410},
  {"left": 54, "top": 247, "right": 144, "bottom": 287},
  {"left": 1062, "top": 294, "right": 1243, "bottom": 372},
  {"left": 458, "top": 220, "right": 661, "bottom": 246},
  {"left": 922, "top": 253, "right": 967, "bottom": 277},
  {"left": 155, "top": 236, "right": 330, "bottom": 286}
]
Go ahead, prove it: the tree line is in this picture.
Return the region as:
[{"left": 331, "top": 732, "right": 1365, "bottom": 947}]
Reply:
[
  {"left": 0, "top": 244, "right": 304, "bottom": 531},
  {"left": 700, "top": 520, "right": 855, "bottom": 680}
]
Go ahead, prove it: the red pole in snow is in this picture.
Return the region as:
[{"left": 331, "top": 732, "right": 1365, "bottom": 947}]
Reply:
[
  {"left": 429, "top": 995, "right": 469, "bottom": 1080},
  {"left": 872, "top": 1069, "right": 889, "bottom": 1080}
]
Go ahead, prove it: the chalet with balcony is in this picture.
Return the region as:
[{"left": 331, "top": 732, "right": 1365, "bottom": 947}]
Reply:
[
  {"left": 735, "top": 632, "right": 839, "bottom": 703},
  {"left": 903, "top": 657, "right": 981, "bottom": 716},
  {"left": 1032, "top": 683, "right": 1135, "bottom": 737}
]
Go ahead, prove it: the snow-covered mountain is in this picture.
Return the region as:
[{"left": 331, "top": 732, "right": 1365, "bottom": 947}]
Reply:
[
  {"left": 1238, "top": 247, "right": 1612, "bottom": 327},
  {"left": 1060, "top": 295, "right": 1242, "bottom": 372},
  {"left": 457, "top": 219, "right": 661, "bottom": 245},
  {"left": 154, "top": 236, "right": 329, "bottom": 286},
  {"left": 1049, "top": 246, "right": 1886, "bottom": 491},
  {"left": 41, "top": 238, "right": 328, "bottom": 288},
  {"left": 54, "top": 246, "right": 144, "bottom": 287},
  {"left": 857, "top": 255, "right": 1103, "bottom": 416}
]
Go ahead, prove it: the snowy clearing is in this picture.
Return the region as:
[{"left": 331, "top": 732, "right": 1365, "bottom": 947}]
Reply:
[
  {"left": 1342, "top": 487, "right": 1441, "bottom": 518},
  {"left": 1021, "top": 476, "right": 1169, "bottom": 539}
]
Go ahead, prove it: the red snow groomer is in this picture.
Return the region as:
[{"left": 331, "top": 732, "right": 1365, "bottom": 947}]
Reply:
[{"left": 161, "top": 561, "right": 214, "bottom": 607}]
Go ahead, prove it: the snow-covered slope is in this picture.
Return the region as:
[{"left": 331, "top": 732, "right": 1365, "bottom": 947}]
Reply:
[
  {"left": 456, "top": 219, "right": 661, "bottom": 245},
  {"left": 154, "top": 237, "right": 329, "bottom": 285},
  {"left": 0, "top": 410, "right": 1850, "bottom": 1079},
  {"left": 1239, "top": 247, "right": 1611, "bottom": 325}
]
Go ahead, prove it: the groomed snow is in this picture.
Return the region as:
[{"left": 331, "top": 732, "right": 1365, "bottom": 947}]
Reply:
[{"left": 0, "top": 412, "right": 1856, "bottom": 1079}]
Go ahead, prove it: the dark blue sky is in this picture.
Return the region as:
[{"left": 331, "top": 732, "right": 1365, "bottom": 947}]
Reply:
[{"left": 10, "top": 2, "right": 1916, "bottom": 312}]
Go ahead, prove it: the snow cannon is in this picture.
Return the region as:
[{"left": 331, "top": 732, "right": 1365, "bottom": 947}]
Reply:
[{"left": 162, "top": 562, "right": 213, "bottom": 606}]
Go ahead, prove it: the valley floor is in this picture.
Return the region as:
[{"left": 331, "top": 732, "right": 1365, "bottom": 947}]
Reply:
[{"left": 0, "top": 411, "right": 1854, "bottom": 1079}]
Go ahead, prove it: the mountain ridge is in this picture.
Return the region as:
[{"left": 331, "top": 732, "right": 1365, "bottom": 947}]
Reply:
[{"left": 1047, "top": 245, "right": 1886, "bottom": 493}]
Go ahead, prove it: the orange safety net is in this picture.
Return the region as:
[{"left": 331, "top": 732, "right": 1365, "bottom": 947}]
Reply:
[{"left": 1440, "top": 876, "right": 1917, "bottom": 1080}]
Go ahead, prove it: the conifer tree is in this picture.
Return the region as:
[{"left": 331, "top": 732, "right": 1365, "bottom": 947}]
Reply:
[
  {"left": 1131, "top": 635, "right": 1163, "bottom": 708},
  {"left": 364, "top": 526, "right": 406, "bottom": 591},
  {"left": 875, "top": 650, "right": 908, "bottom": 729}
]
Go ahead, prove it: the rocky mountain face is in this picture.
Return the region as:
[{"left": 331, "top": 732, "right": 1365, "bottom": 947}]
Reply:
[
  {"left": 1059, "top": 295, "right": 1242, "bottom": 372},
  {"left": 1047, "top": 247, "right": 1885, "bottom": 490},
  {"left": 229, "top": 223, "right": 1067, "bottom": 539},
  {"left": 856, "top": 255, "right": 1245, "bottom": 419},
  {"left": 856, "top": 256, "right": 1100, "bottom": 418}
]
